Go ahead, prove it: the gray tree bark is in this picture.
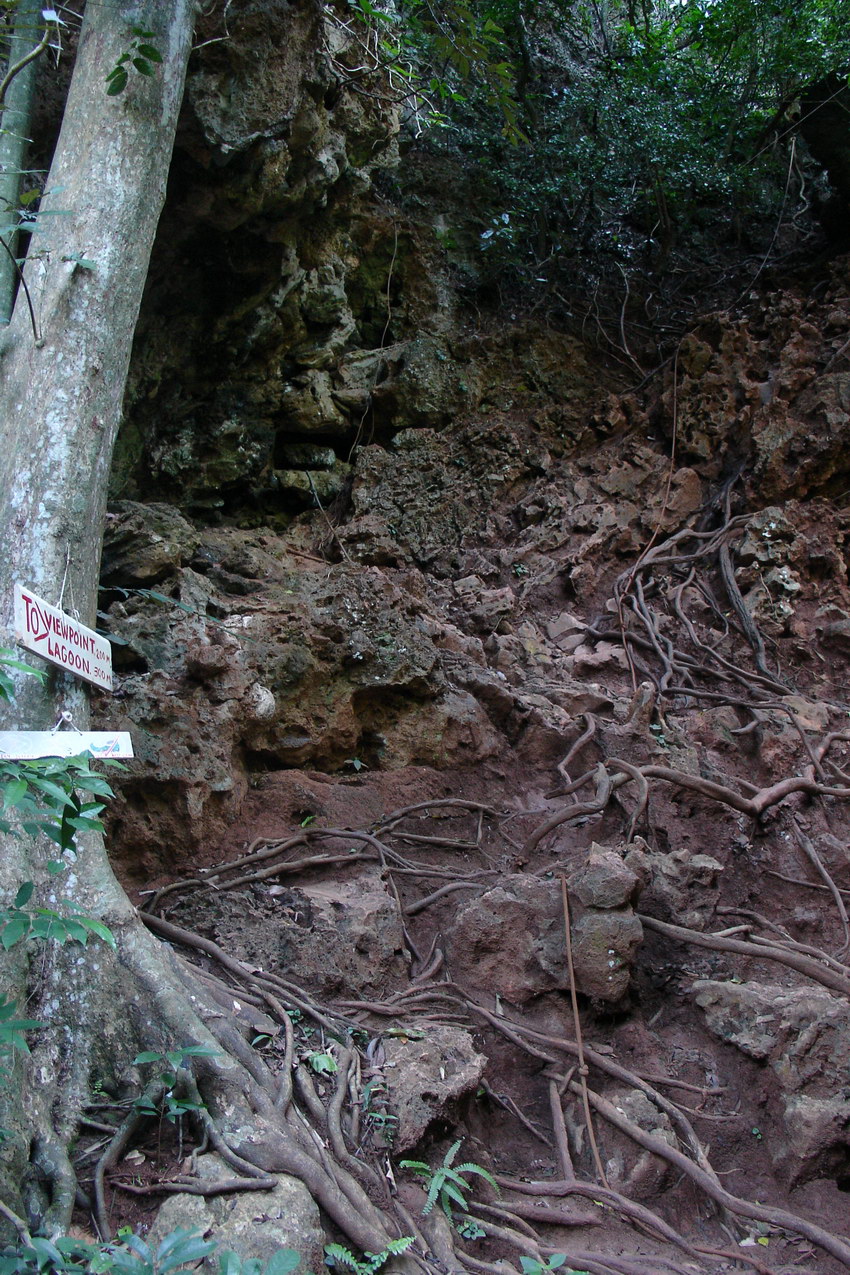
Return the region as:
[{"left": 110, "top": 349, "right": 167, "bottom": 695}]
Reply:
[
  {"left": 0, "top": 0, "right": 197, "bottom": 1235},
  {"left": 0, "top": 4, "right": 406, "bottom": 1257},
  {"left": 0, "top": 0, "right": 49, "bottom": 324}
]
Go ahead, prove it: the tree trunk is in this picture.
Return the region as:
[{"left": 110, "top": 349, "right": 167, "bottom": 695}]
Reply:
[
  {"left": 0, "top": 0, "right": 48, "bottom": 324},
  {"left": 0, "top": 0, "right": 193, "bottom": 671},
  {"left": 0, "top": 0, "right": 197, "bottom": 1235},
  {"left": 0, "top": 4, "right": 411, "bottom": 1258}
]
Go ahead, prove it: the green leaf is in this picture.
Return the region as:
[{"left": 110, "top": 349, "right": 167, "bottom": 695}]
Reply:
[
  {"left": 1, "top": 916, "right": 29, "bottom": 949},
  {"left": 76, "top": 917, "right": 117, "bottom": 948},
  {"left": 438, "top": 1179, "right": 469, "bottom": 1212},
  {"left": 14, "top": 881, "right": 34, "bottom": 908},
  {"left": 40, "top": 823, "right": 72, "bottom": 850},
  {"left": 3, "top": 777, "right": 29, "bottom": 808},
  {"left": 385, "top": 1239, "right": 413, "bottom": 1257},
  {"left": 132, "top": 57, "right": 154, "bottom": 76},
  {"left": 0, "top": 998, "right": 21, "bottom": 1022},
  {"left": 67, "top": 815, "right": 106, "bottom": 832},
  {"left": 30, "top": 1238, "right": 63, "bottom": 1268},
  {"left": 72, "top": 773, "right": 115, "bottom": 797},
  {"left": 132, "top": 1096, "right": 159, "bottom": 1117},
  {"left": 119, "top": 1232, "right": 153, "bottom": 1262},
  {"left": 137, "top": 44, "right": 163, "bottom": 61},
  {"left": 106, "top": 68, "right": 128, "bottom": 95},
  {"left": 159, "top": 1237, "right": 216, "bottom": 1272},
  {"left": 27, "top": 775, "right": 72, "bottom": 806},
  {"left": 456, "top": 1161, "right": 499, "bottom": 1191},
  {"left": 0, "top": 651, "right": 44, "bottom": 679},
  {"left": 62, "top": 253, "right": 96, "bottom": 269},
  {"left": 264, "top": 1252, "right": 300, "bottom": 1275}
]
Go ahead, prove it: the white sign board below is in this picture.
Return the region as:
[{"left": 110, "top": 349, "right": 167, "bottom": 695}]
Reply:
[
  {"left": 14, "top": 583, "right": 113, "bottom": 690},
  {"left": 0, "top": 731, "right": 134, "bottom": 760}
]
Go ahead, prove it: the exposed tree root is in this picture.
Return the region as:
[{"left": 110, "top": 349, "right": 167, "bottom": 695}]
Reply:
[
  {"left": 638, "top": 913, "right": 850, "bottom": 995},
  {"left": 574, "top": 1081, "right": 850, "bottom": 1267},
  {"left": 105, "top": 769, "right": 850, "bottom": 1275}
]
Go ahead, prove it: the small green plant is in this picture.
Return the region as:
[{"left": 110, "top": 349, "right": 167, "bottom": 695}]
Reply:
[
  {"left": 364, "top": 1108, "right": 397, "bottom": 1143},
  {"left": 400, "top": 1140, "right": 498, "bottom": 1223},
  {"left": 519, "top": 1258, "right": 589, "bottom": 1275},
  {"left": 343, "top": 757, "right": 368, "bottom": 772},
  {"left": 324, "top": 1237, "right": 413, "bottom": 1275},
  {"left": 0, "top": 1226, "right": 300, "bottom": 1275},
  {"left": 0, "top": 880, "right": 116, "bottom": 951},
  {"left": 1, "top": 650, "right": 123, "bottom": 857},
  {"left": 132, "top": 1046, "right": 218, "bottom": 1123},
  {"left": 455, "top": 1217, "right": 486, "bottom": 1240},
  {"left": 360, "top": 1077, "right": 397, "bottom": 1146},
  {"left": 0, "top": 751, "right": 117, "bottom": 852},
  {"left": 305, "top": 1049, "right": 337, "bottom": 1076},
  {"left": 218, "top": 1249, "right": 300, "bottom": 1275},
  {"left": 105, "top": 28, "right": 163, "bottom": 96}
]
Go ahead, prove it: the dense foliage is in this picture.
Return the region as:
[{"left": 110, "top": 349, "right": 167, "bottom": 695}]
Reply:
[{"left": 353, "top": 0, "right": 850, "bottom": 332}]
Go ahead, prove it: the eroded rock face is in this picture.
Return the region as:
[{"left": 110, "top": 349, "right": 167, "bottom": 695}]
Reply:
[
  {"left": 625, "top": 843, "right": 723, "bottom": 932},
  {"left": 115, "top": 0, "right": 407, "bottom": 518},
  {"left": 567, "top": 847, "right": 643, "bottom": 1003},
  {"left": 381, "top": 1026, "right": 487, "bottom": 1153},
  {"left": 446, "top": 862, "right": 642, "bottom": 1006},
  {"left": 117, "top": 0, "right": 634, "bottom": 532},
  {"left": 447, "top": 876, "right": 565, "bottom": 1005},
  {"left": 655, "top": 267, "right": 850, "bottom": 503},
  {"left": 694, "top": 980, "right": 850, "bottom": 1183},
  {"left": 169, "top": 866, "right": 407, "bottom": 999},
  {"left": 98, "top": 512, "right": 503, "bottom": 869},
  {"left": 101, "top": 503, "right": 200, "bottom": 586}
]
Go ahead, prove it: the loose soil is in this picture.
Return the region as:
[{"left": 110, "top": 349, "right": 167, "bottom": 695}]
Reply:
[{"left": 89, "top": 253, "right": 850, "bottom": 1274}]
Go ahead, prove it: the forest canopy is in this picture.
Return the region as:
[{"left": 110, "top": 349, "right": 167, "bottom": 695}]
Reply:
[{"left": 351, "top": 0, "right": 850, "bottom": 318}]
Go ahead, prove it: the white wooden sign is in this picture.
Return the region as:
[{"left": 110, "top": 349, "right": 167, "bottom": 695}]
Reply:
[
  {"left": 0, "top": 731, "right": 134, "bottom": 760},
  {"left": 14, "top": 583, "right": 113, "bottom": 690}
]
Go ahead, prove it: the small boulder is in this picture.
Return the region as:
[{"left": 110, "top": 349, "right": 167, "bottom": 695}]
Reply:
[
  {"left": 383, "top": 1025, "right": 487, "bottom": 1153},
  {"left": 149, "top": 1154, "right": 322, "bottom": 1273},
  {"left": 570, "top": 850, "right": 640, "bottom": 909},
  {"left": 102, "top": 502, "right": 199, "bottom": 585}
]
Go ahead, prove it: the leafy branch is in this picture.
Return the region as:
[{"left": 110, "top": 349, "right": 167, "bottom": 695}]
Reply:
[
  {"left": 0, "top": 6, "right": 59, "bottom": 114},
  {"left": 105, "top": 27, "right": 163, "bottom": 96}
]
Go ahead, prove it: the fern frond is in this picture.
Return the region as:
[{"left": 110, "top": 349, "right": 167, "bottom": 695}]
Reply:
[
  {"left": 439, "top": 1179, "right": 470, "bottom": 1214},
  {"left": 385, "top": 1238, "right": 414, "bottom": 1256},
  {"left": 456, "top": 1162, "right": 499, "bottom": 1192},
  {"left": 325, "top": 1244, "right": 360, "bottom": 1273},
  {"left": 422, "top": 1173, "right": 443, "bottom": 1215}
]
